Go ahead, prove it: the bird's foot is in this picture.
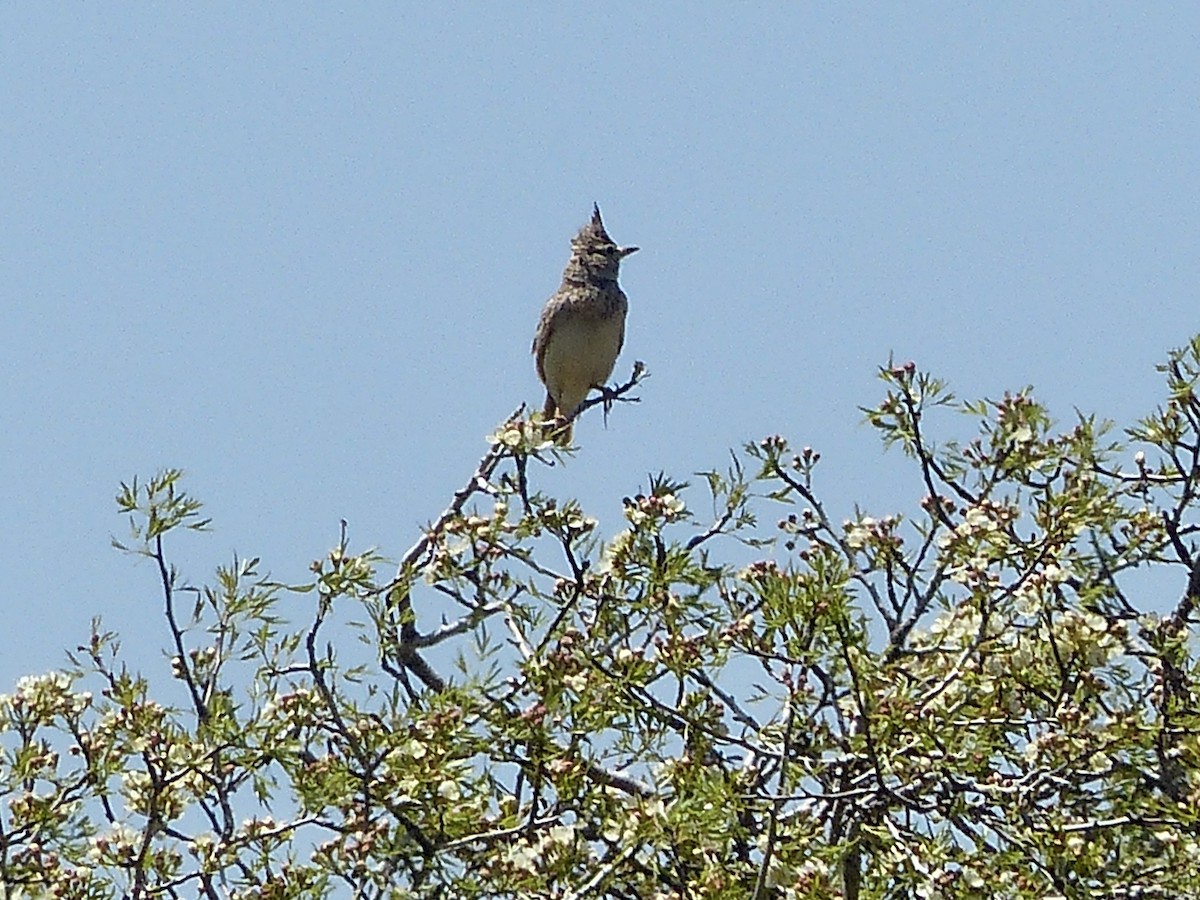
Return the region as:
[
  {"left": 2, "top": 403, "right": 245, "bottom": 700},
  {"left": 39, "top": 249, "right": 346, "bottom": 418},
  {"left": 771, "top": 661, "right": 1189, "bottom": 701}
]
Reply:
[{"left": 596, "top": 384, "right": 620, "bottom": 426}]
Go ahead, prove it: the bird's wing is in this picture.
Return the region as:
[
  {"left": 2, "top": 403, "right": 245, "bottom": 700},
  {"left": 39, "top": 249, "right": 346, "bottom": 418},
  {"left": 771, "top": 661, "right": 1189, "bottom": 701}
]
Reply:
[{"left": 532, "top": 297, "right": 559, "bottom": 383}]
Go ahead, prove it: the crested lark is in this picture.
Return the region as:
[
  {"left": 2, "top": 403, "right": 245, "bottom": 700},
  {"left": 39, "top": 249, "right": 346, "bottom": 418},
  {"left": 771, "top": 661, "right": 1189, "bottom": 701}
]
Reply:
[{"left": 532, "top": 204, "right": 638, "bottom": 443}]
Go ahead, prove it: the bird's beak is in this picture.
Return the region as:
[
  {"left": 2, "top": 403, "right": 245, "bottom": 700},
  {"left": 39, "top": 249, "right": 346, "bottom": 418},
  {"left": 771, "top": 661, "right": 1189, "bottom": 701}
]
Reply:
[{"left": 620, "top": 246, "right": 640, "bottom": 258}]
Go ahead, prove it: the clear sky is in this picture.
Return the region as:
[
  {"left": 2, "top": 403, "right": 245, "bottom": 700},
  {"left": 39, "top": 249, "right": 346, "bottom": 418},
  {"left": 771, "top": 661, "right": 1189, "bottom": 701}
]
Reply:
[{"left": 3, "top": 7, "right": 1198, "bottom": 689}]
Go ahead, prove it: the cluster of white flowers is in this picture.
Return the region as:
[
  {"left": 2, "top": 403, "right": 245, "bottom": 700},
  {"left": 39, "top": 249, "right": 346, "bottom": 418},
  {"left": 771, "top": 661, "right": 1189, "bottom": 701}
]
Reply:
[
  {"left": 927, "top": 606, "right": 986, "bottom": 648},
  {"left": 939, "top": 504, "right": 1014, "bottom": 557},
  {"left": 1011, "top": 563, "right": 1068, "bottom": 616},
  {"left": 488, "top": 419, "right": 540, "bottom": 448},
  {"left": 844, "top": 517, "right": 876, "bottom": 550},
  {"left": 499, "top": 822, "right": 576, "bottom": 874},
  {"left": 1, "top": 671, "right": 88, "bottom": 720},
  {"left": 624, "top": 492, "right": 687, "bottom": 528},
  {"left": 563, "top": 671, "right": 590, "bottom": 694},
  {"left": 117, "top": 741, "right": 205, "bottom": 822},
  {"left": 86, "top": 823, "right": 141, "bottom": 864},
  {"left": 1053, "top": 608, "right": 1121, "bottom": 668}
]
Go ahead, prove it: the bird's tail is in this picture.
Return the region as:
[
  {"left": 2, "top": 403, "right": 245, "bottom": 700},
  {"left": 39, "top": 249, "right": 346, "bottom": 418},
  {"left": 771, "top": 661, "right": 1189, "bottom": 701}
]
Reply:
[{"left": 542, "top": 393, "right": 573, "bottom": 445}]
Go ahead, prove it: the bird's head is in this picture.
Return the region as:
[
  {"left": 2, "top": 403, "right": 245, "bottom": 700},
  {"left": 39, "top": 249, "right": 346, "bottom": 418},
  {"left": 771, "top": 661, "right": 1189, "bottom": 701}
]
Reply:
[{"left": 565, "top": 204, "right": 638, "bottom": 283}]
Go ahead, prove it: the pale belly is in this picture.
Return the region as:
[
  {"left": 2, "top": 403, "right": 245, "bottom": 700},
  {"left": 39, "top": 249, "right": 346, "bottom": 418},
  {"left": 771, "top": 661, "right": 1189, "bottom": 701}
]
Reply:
[{"left": 541, "top": 313, "right": 624, "bottom": 417}]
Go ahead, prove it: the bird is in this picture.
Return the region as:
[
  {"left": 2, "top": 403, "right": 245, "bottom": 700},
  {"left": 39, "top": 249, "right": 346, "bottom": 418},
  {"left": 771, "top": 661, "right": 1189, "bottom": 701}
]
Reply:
[{"left": 532, "top": 205, "right": 638, "bottom": 444}]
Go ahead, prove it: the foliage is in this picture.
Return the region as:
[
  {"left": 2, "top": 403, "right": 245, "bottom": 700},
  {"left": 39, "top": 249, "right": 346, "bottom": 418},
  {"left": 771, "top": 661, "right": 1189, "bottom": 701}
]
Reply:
[{"left": 4, "top": 338, "right": 1200, "bottom": 899}]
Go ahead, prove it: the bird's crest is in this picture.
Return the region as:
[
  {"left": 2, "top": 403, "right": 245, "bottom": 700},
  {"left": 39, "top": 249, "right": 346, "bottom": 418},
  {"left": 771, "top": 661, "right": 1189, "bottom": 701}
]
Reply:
[{"left": 575, "top": 203, "right": 615, "bottom": 249}]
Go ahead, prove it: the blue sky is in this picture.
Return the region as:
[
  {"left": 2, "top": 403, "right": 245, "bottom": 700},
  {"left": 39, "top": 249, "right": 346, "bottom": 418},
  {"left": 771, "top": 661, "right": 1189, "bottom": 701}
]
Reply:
[{"left": 3, "top": 7, "right": 1198, "bottom": 689}]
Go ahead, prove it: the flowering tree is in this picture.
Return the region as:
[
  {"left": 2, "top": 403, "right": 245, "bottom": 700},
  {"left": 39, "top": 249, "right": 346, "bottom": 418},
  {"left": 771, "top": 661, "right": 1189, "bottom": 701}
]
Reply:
[{"left": 3, "top": 338, "right": 1200, "bottom": 899}]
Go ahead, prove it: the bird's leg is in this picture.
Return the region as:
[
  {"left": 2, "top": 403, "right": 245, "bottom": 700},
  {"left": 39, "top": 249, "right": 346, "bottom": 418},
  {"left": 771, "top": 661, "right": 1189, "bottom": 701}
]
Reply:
[{"left": 595, "top": 384, "right": 619, "bottom": 427}]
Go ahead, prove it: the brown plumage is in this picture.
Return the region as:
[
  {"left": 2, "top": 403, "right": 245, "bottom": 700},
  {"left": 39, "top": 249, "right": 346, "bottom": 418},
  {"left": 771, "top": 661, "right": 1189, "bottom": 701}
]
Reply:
[{"left": 532, "top": 204, "right": 638, "bottom": 443}]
